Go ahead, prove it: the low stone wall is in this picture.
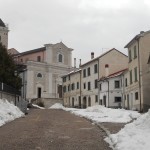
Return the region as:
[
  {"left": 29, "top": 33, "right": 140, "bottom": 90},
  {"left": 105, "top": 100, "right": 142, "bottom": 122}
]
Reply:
[
  {"left": 32, "top": 98, "right": 63, "bottom": 108},
  {"left": 0, "top": 91, "right": 16, "bottom": 103},
  {"left": 0, "top": 91, "right": 27, "bottom": 113}
]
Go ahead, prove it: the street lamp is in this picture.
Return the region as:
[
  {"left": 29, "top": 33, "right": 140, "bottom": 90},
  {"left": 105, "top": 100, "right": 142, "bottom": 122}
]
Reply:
[{"left": 14, "top": 70, "right": 17, "bottom": 106}]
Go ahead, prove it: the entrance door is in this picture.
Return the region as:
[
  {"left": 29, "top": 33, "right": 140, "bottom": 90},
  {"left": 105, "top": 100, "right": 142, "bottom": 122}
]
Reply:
[
  {"left": 79, "top": 96, "right": 81, "bottom": 108},
  {"left": 127, "top": 94, "right": 129, "bottom": 109},
  {"left": 58, "top": 85, "right": 62, "bottom": 98},
  {"left": 83, "top": 97, "right": 87, "bottom": 108},
  {"left": 37, "top": 87, "right": 41, "bottom": 98},
  {"left": 103, "top": 95, "right": 106, "bottom": 107},
  {"left": 88, "top": 97, "right": 91, "bottom": 106},
  {"left": 72, "top": 98, "right": 74, "bottom": 107}
]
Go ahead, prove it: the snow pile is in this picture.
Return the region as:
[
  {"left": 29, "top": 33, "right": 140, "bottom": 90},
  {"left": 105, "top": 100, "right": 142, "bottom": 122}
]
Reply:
[
  {"left": 50, "top": 103, "right": 65, "bottom": 109},
  {"left": 0, "top": 99, "right": 24, "bottom": 126},
  {"left": 105, "top": 110, "right": 150, "bottom": 150},
  {"left": 32, "top": 104, "right": 45, "bottom": 109},
  {"left": 50, "top": 103, "right": 140, "bottom": 123},
  {"left": 70, "top": 105, "right": 140, "bottom": 123}
]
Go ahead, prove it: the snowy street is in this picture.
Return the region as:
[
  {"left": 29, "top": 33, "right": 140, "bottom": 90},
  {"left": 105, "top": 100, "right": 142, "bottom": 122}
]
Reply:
[
  {"left": 1, "top": 100, "right": 149, "bottom": 150},
  {"left": 0, "top": 109, "right": 112, "bottom": 150}
]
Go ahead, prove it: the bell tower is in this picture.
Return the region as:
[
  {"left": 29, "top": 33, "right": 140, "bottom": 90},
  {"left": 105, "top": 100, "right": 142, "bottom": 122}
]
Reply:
[{"left": 0, "top": 18, "right": 9, "bottom": 48}]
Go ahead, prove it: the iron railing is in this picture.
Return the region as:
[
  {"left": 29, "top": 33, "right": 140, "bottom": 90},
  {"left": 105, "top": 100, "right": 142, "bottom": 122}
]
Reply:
[{"left": 0, "top": 82, "right": 21, "bottom": 95}]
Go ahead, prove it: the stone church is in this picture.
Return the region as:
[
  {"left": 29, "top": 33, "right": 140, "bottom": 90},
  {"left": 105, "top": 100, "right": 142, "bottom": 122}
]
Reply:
[{"left": 0, "top": 18, "right": 74, "bottom": 103}]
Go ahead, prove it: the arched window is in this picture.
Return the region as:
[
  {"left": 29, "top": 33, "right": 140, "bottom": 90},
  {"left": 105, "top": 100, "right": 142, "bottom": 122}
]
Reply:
[
  {"left": 58, "top": 54, "right": 63, "bottom": 62},
  {"left": 37, "top": 73, "right": 42, "bottom": 78}
]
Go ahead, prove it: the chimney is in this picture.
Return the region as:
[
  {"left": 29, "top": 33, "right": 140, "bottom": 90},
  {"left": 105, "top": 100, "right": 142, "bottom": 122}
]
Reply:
[
  {"left": 105, "top": 64, "right": 109, "bottom": 77},
  {"left": 74, "top": 58, "right": 76, "bottom": 69},
  {"left": 91, "top": 52, "right": 94, "bottom": 59},
  {"left": 79, "top": 59, "right": 81, "bottom": 67}
]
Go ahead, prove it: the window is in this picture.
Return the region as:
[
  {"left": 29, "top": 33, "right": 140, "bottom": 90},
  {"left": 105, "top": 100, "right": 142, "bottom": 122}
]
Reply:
[
  {"left": 88, "top": 97, "right": 91, "bottom": 106},
  {"left": 95, "top": 79, "right": 98, "bottom": 88},
  {"left": 83, "top": 69, "right": 86, "bottom": 77},
  {"left": 115, "top": 81, "right": 120, "bottom": 88},
  {"left": 99, "top": 83, "right": 102, "bottom": 91},
  {"left": 58, "top": 54, "right": 63, "bottom": 62},
  {"left": 134, "top": 46, "right": 137, "bottom": 58},
  {"left": 83, "top": 83, "right": 86, "bottom": 89},
  {"left": 63, "top": 86, "right": 66, "bottom": 93},
  {"left": 95, "top": 95, "right": 98, "bottom": 103},
  {"left": 77, "top": 82, "right": 79, "bottom": 89},
  {"left": 125, "top": 78, "right": 127, "bottom": 87},
  {"left": 71, "top": 83, "right": 75, "bottom": 90},
  {"left": 115, "top": 97, "right": 121, "bottom": 102},
  {"left": 68, "top": 75, "right": 70, "bottom": 80},
  {"left": 0, "top": 36, "right": 1, "bottom": 41},
  {"left": 20, "top": 59, "right": 23, "bottom": 62},
  {"left": 88, "top": 82, "right": 91, "bottom": 90},
  {"left": 124, "top": 95, "right": 126, "bottom": 100},
  {"left": 37, "top": 56, "right": 41, "bottom": 62},
  {"left": 129, "top": 49, "right": 132, "bottom": 62},
  {"left": 135, "top": 92, "right": 138, "bottom": 100},
  {"left": 134, "top": 67, "right": 138, "bottom": 82},
  {"left": 87, "top": 67, "right": 91, "bottom": 76},
  {"left": 63, "top": 77, "right": 66, "bottom": 82},
  {"left": 94, "top": 64, "right": 98, "bottom": 73},
  {"left": 37, "top": 73, "right": 42, "bottom": 78},
  {"left": 130, "top": 70, "right": 132, "bottom": 84},
  {"left": 68, "top": 84, "right": 70, "bottom": 91}
]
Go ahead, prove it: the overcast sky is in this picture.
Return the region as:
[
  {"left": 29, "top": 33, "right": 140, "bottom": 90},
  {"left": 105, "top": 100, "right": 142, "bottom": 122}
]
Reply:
[{"left": 1, "top": 0, "right": 150, "bottom": 65}]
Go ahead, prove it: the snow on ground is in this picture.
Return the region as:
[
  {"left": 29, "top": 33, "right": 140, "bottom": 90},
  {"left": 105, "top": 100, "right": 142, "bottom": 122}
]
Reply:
[
  {"left": 32, "top": 104, "right": 45, "bottom": 109},
  {"left": 0, "top": 99, "right": 24, "bottom": 127},
  {"left": 50, "top": 103, "right": 65, "bottom": 109},
  {"left": 105, "top": 110, "right": 150, "bottom": 150},
  {"left": 50, "top": 104, "right": 140, "bottom": 123}
]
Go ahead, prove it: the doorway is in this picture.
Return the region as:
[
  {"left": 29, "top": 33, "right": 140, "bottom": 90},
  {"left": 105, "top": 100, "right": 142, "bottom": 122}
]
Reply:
[
  {"left": 88, "top": 97, "right": 91, "bottom": 107},
  {"left": 37, "top": 87, "right": 41, "bottom": 98},
  {"left": 103, "top": 95, "right": 106, "bottom": 107},
  {"left": 72, "top": 98, "right": 74, "bottom": 107},
  {"left": 79, "top": 96, "right": 81, "bottom": 108},
  {"left": 83, "top": 97, "right": 87, "bottom": 108},
  {"left": 58, "top": 85, "right": 62, "bottom": 98}
]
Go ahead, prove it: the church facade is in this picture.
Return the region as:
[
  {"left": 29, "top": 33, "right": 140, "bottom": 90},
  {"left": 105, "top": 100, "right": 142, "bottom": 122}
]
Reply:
[{"left": 13, "top": 42, "right": 73, "bottom": 101}]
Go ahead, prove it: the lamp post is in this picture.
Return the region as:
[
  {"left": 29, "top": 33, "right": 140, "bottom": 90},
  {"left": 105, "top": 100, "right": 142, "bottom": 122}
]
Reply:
[{"left": 14, "top": 70, "right": 17, "bottom": 106}]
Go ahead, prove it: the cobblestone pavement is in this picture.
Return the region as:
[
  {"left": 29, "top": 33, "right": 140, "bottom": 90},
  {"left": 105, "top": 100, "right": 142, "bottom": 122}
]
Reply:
[{"left": 0, "top": 109, "right": 112, "bottom": 150}]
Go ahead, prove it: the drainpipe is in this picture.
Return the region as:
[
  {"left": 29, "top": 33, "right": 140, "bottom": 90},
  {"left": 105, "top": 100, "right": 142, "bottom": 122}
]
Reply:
[
  {"left": 79, "top": 59, "right": 82, "bottom": 108},
  {"left": 137, "top": 38, "right": 142, "bottom": 112},
  {"left": 107, "top": 79, "right": 109, "bottom": 107},
  {"left": 98, "top": 59, "right": 100, "bottom": 104},
  {"left": 80, "top": 70, "right": 82, "bottom": 108}
]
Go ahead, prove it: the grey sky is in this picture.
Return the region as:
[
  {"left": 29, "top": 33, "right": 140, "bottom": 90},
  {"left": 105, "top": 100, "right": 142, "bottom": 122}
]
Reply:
[{"left": 1, "top": 0, "right": 150, "bottom": 65}]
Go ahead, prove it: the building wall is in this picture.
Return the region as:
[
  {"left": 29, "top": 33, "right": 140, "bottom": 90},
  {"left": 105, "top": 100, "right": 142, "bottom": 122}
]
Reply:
[
  {"left": 62, "top": 49, "right": 128, "bottom": 109},
  {"left": 26, "top": 61, "right": 71, "bottom": 100},
  {"left": 125, "top": 31, "right": 150, "bottom": 112},
  {"left": 99, "top": 76, "right": 123, "bottom": 108},
  {"left": 99, "top": 49, "right": 128, "bottom": 78},
  {"left": 63, "top": 70, "right": 81, "bottom": 107},
  {"left": 81, "top": 59, "right": 99, "bottom": 108},
  {"left": 17, "top": 51, "right": 46, "bottom": 63},
  {"left": 124, "top": 40, "right": 141, "bottom": 110},
  {"left": 0, "top": 26, "right": 9, "bottom": 48},
  {"left": 139, "top": 32, "right": 150, "bottom": 111}
]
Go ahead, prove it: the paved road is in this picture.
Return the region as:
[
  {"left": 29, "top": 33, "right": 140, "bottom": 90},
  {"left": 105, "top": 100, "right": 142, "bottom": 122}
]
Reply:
[{"left": 0, "top": 109, "right": 111, "bottom": 150}]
